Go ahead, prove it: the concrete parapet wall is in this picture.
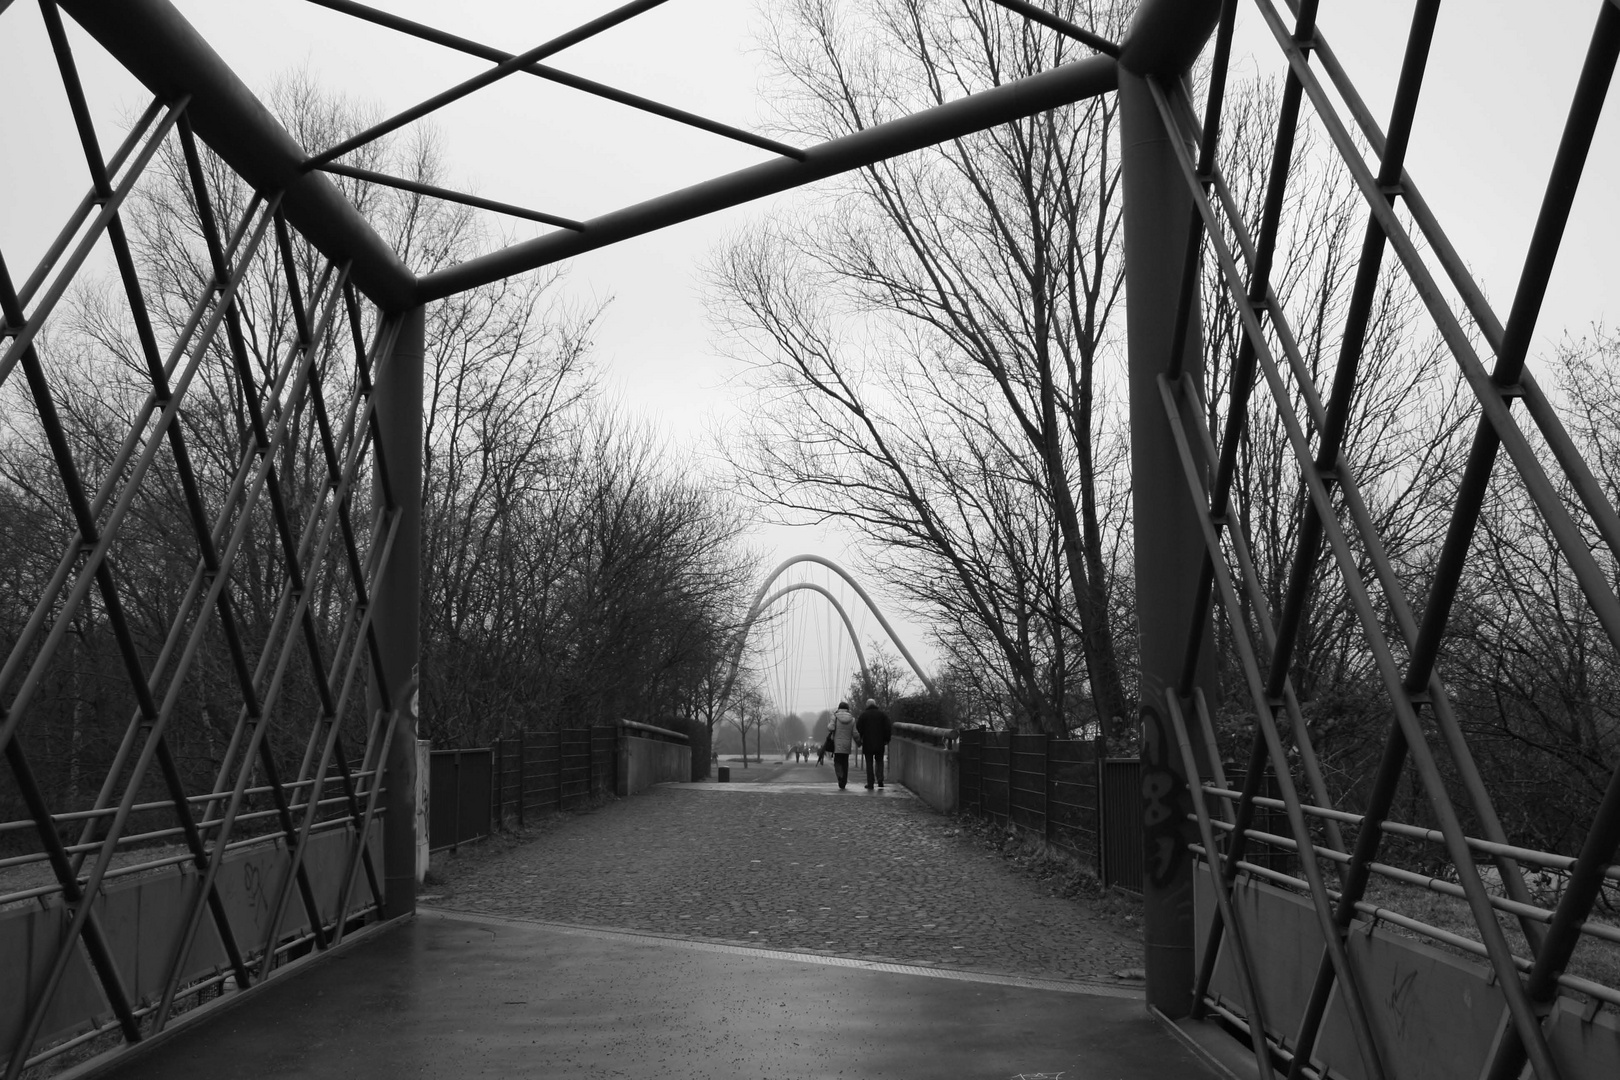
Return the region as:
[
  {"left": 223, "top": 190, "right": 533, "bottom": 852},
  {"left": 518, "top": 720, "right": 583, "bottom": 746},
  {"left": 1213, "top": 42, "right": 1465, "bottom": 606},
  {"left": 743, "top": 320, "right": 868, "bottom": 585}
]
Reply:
[
  {"left": 619, "top": 733, "right": 690, "bottom": 796},
  {"left": 1195, "top": 864, "right": 1620, "bottom": 1080},
  {"left": 890, "top": 735, "right": 958, "bottom": 812},
  {"left": 0, "top": 822, "right": 383, "bottom": 1063}
]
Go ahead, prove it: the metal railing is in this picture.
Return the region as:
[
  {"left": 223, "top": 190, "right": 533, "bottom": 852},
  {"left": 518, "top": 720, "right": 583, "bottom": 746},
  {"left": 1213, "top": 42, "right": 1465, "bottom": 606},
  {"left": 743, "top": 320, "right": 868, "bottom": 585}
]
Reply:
[
  {"left": 956, "top": 731, "right": 1143, "bottom": 890},
  {"left": 488, "top": 727, "right": 616, "bottom": 829},
  {"left": 1127, "top": 2, "right": 1620, "bottom": 1077}
]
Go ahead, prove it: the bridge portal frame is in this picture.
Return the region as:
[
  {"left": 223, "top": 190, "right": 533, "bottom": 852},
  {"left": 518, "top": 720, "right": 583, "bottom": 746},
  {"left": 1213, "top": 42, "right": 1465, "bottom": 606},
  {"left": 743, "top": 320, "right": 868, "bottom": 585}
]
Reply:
[{"left": 6, "top": 1, "right": 1620, "bottom": 1078}]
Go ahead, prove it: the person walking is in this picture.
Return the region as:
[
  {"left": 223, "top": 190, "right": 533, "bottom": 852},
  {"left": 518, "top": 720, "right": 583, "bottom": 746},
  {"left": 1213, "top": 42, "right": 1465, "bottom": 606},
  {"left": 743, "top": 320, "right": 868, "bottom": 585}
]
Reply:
[
  {"left": 856, "top": 698, "right": 892, "bottom": 789},
  {"left": 829, "top": 702, "right": 859, "bottom": 789}
]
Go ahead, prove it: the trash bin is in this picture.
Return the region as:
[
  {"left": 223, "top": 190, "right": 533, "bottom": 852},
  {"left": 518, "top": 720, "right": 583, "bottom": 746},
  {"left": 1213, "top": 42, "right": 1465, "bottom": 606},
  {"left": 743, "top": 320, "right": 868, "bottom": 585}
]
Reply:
[{"left": 717, "top": 766, "right": 730, "bottom": 782}]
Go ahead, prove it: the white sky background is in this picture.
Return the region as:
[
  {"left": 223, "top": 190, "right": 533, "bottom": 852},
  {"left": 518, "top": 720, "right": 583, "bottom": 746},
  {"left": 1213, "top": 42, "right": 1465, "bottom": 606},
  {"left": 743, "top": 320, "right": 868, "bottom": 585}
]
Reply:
[{"left": 2, "top": 0, "right": 1617, "bottom": 718}]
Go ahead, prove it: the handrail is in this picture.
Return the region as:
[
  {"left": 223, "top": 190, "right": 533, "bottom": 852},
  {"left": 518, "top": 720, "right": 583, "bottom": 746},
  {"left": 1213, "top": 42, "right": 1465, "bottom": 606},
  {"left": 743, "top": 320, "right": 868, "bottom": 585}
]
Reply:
[
  {"left": 891, "top": 723, "right": 957, "bottom": 747},
  {"left": 618, "top": 720, "right": 689, "bottom": 744}
]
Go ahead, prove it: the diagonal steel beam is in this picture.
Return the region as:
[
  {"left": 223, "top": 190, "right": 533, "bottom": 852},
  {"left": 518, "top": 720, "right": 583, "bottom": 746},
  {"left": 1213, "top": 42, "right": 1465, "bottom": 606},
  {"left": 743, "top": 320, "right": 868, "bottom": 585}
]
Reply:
[
  {"left": 315, "top": 162, "right": 585, "bottom": 230},
  {"left": 415, "top": 52, "right": 1118, "bottom": 301},
  {"left": 303, "top": 0, "right": 806, "bottom": 161},
  {"left": 986, "top": 0, "right": 1121, "bottom": 56},
  {"left": 58, "top": 0, "right": 415, "bottom": 309},
  {"left": 302, "top": 0, "right": 672, "bottom": 169}
]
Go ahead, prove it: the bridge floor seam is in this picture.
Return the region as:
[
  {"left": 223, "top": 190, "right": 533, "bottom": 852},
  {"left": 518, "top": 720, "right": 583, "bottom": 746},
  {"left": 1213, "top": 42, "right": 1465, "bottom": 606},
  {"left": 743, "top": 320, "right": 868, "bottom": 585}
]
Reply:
[{"left": 418, "top": 905, "right": 1145, "bottom": 999}]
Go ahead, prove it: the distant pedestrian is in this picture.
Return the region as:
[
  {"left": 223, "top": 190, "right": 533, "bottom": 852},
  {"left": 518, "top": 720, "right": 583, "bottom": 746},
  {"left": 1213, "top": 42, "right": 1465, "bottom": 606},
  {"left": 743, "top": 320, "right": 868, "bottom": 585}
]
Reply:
[
  {"left": 829, "top": 702, "right": 859, "bottom": 789},
  {"left": 856, "top": 698, "right": 892, "bottom": 789},
  {"left": 817, "top": 731, "right": 829, "bottom": 766}
]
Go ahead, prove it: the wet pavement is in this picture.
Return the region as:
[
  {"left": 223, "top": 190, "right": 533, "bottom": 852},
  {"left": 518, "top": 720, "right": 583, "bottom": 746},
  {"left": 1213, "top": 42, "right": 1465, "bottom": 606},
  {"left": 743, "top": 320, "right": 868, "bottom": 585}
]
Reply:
[
  {"left": 99, "top": 762, "right": 1227, "bottom": 1079},
  {"left": 424, "top": 761, "right": 1143, "bottom": 985},
  {"left": 103, "top": 908, "right": 1216, "bottom": 1080}
]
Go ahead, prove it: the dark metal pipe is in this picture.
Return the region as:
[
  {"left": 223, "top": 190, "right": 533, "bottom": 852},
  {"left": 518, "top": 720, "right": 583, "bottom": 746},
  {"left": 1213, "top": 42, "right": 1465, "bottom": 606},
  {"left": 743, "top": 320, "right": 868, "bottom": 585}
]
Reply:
[
  {"left": 1164, "top": 0, "right": 1237, "bottom": 383},
  {"left": 1112, "top": 0, "right": 1222, "bottom": 1021},
  {"left": 986, "top": 0, "right": 1121, "bottom": 56},
  {"left": 1118, "top": 0, "right": 1222, "bottom": 78},
  {"left": 38, "top": 3, "right": 261, "bottom": 997},
  {"left": 1247, "top": 24, "right": 1451, "bottom": 1059},
  {"left": 303, "top": 0, "right": 671, "bottom": 169},
  {"left": 415, "top": 53, "right": 1119, "bottom": 301},
  {"left": 374, "top": 307, "right": 423, "bottom": 919},
  {"left": 304, "top": 0, "right": 806, "bottom": 160},
  {"left": 1404, "top": 0, "right": 1620, "bottom": 688},
  {"left": 317, "top": 162, "right": 584, "bottom": 230},
  {"left": 57, "top": 0, "right": 416, "bottom": 309}
]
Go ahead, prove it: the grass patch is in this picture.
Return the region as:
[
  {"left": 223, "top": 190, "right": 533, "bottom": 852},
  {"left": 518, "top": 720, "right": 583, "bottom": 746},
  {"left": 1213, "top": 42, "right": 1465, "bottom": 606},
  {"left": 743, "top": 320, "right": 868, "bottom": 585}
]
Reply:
[{"left": 950, "top": 812, "right": 1143, "bottom": 944}]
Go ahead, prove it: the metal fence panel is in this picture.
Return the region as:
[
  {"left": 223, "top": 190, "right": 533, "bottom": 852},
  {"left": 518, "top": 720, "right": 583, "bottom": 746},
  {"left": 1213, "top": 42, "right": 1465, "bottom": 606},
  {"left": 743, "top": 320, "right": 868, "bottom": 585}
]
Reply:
[
  {"left": 956, "top": 733, "right": 1111, "bottom": 871},
  {"left": 1100, "top": 759, "right": 1142, "bottom": 894},
  {"left": 428, "top": 750, "right": 492, "bottom": 852},
  {"left": 979, "top": 733, "right": 1011, "bottom": 825}
]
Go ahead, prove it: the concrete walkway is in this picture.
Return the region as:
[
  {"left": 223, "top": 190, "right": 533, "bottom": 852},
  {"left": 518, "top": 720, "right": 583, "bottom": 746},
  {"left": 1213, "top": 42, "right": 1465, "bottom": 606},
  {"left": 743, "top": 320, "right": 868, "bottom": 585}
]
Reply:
[
  {"left": 98, "top": 765, "right": 1230, "bottom": 1079},
  {"left": 427, "top": 761, "right": 1143, "bottom": 983},
  {"left": 103, "top": 910, "right": 1215, "bottom": 1079}
]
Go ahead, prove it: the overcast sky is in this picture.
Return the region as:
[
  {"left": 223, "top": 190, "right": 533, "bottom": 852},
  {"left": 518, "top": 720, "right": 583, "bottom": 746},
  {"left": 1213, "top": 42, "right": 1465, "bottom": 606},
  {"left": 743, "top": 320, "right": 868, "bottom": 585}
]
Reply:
[{"left": 2, "top": 0, "right": 1616, "bottom": 717}]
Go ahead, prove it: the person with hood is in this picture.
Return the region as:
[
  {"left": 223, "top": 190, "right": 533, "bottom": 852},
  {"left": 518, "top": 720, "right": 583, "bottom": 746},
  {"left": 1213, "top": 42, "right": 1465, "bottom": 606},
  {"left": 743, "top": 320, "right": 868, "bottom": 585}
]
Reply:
[
  {"left": 856, "top": 698, "right": 892, "bottom": 789},
  {"left": 829, "top": 701, "right": 860, "bottom": 789}
]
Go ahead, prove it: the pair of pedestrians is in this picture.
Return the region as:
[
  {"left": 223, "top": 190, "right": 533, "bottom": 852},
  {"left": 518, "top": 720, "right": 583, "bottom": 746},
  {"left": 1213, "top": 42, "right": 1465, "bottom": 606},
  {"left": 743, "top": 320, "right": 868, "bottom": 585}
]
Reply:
[{"left": 825, "top": 698, "right": 891, "bottom": 790}]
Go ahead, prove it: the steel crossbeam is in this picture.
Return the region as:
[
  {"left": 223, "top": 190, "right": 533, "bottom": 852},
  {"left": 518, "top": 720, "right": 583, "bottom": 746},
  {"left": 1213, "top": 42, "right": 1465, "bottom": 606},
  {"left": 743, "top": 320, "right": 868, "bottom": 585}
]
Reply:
[
  {"left": 304, "top": 0, "right": 808, "bottom": 162},
  {"left": 303, "top": 0, "right": 675, "bottom": 168}
]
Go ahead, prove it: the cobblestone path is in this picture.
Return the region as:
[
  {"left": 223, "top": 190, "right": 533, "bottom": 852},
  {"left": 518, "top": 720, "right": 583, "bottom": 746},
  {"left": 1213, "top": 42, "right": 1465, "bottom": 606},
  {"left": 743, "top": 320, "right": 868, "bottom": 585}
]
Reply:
[{"left": 427, "top": 763, "right": 1143, "bottom": 987}]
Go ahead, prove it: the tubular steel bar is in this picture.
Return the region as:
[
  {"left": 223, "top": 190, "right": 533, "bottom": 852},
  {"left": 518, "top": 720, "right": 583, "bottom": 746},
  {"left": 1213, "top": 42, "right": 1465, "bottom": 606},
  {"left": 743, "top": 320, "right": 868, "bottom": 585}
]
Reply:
[
  {"left": 41, "top": 0, "right": 264, "bottom": 993},
  {"left": 56, "top": 0, "right": 414, "bottom": 308},
  {"left": 1164, "top": 0, "right": 1236, "bottom": 384},
  {"left": 317, "top": 162, "right": 586, "bottom": 230},
  {"left": 1158, "top": 2, "right": 1315, "bottom": 1025},
  {"left": 373, "top": 306, "right": 424, "bottom": 920},
  {"left": 16, "top": 95, "right": 163, "bottom": 307},
  {"left": 0, "top": 97, "right": 183, "bottom": 392},
  {"left": 1115, "top": 0, "right": 1221, "bottom": 1019},
  {"left": 1164, "top": 0, "right": 1319, "bottom": 1019},
  {"left": 415, "top": 52, "right": 1120, "bottom": 300},
  {"left": 1167, "top": 57, "right": 1550, "bottom": 960},
  {"left": 303, "top": 0, "right": 808, "bottom": 160},
  {"left": 153, "top": 278, "right": 393, "bottom": 1026},
  {"left": 302, "top": 0, "right": 673, "bottom": 169},
  {"left": 1241, "top": 3, "right": 1450, "bottom": 1074},
  {"left": 1304, "top": 16, "right": 1620, "bottom": 587},
  {"left": 1150, "top": 46, "right": 1567, "bottom": 1080},
  {"left": 986, "top": 0, "right": 1121, "bottom": 56},
  {"left": 1403, "top": 1, "right": 1620, "bottom": 694},
  {"left": 1250, "top": 0, "right": 1620, "bottom": 680},
  {"left": 1164, "top": 697, "right": 1277, "bottom": 1080},
  {"left": 1158, "top": 369, "right": 1387, "bottom": 1080}
]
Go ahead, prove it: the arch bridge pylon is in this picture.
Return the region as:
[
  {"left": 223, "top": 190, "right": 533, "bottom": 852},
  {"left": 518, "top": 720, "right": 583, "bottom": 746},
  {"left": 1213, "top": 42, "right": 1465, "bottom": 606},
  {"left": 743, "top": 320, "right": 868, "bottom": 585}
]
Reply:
[{"left": 718, "top": 554, "right": 936, "bottom": 716}]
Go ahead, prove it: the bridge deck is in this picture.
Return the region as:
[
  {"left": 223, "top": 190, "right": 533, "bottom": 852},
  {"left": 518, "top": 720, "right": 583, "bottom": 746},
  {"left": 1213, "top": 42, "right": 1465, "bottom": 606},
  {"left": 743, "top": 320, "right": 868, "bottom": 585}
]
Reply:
[{"left": 96, "top": 764, "right": 1231, "bottom": 1079}]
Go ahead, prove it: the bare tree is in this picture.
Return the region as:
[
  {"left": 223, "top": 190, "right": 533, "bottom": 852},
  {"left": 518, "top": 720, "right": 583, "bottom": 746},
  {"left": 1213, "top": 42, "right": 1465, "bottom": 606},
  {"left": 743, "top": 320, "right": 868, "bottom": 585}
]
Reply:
[{"left": 711, "top": 0, "right": 1134, "bottom": 736}]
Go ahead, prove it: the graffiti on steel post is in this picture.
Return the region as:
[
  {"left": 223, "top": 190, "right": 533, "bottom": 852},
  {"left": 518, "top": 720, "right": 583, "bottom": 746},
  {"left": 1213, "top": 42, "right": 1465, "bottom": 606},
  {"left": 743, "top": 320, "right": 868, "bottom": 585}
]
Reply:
[{"left": 1139, "top": 699, "right": 1188, "bottom": 888}]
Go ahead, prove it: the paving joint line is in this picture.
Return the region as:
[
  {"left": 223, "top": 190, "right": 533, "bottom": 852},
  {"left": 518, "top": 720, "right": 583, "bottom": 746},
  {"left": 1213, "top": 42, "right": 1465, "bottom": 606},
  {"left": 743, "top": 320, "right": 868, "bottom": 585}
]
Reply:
[{"left": 419, "top": 905, "right": 1145, "bottom": 1000}]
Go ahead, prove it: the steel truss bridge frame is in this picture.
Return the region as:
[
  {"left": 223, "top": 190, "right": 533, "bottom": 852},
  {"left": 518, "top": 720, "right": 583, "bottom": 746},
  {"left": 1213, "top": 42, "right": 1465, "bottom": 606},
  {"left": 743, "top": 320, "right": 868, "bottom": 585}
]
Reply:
[{"left": 1, "top": 1, "right": 1618, "bottom": 1078}]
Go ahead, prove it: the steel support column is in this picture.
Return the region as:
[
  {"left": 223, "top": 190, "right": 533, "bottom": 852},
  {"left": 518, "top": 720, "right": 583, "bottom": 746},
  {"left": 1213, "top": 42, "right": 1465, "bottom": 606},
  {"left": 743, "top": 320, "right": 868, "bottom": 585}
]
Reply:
[
  {"left": 1117, "top": 0, "right": 1220, "bottom": 1015},
  {"left": 373, "top": 305, "right": 423, "bottom": 919}
]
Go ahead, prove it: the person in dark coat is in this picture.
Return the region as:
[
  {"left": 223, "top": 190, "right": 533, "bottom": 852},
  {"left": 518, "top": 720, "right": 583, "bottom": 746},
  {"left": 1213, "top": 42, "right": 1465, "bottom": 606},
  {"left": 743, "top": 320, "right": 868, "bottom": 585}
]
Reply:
[{"left": 856, "top": 698, "right": 891, "bottom": 789}]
